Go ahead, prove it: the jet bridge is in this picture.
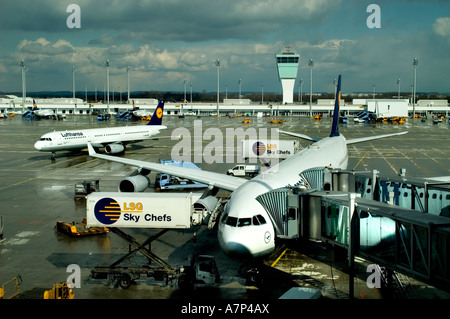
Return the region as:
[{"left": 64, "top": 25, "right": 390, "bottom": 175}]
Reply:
[{"left": 256, "top": 168, "right": 450, "bottom": 294}]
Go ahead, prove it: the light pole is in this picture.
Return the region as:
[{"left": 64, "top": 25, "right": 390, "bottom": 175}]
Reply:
[
  {"left": 215, "top": 59, "right": 220, "bottom": 117},
  {"left": 334, "top": 78, "right": 337, "bottom": 99},
  {"left": 20, "top": 60, "right": 27, "bottom": 114},
  {"left": 183, "top": 78, "right": 188, "bottom": 103},
  {"left": 127, "top": 66, "right": 131, "bottom": 103},
  {"left": 72, "top": 66, "right": 77, "bottom": 99},
  {"left": 299, "top": 79, "right": 303, "bottom": 104},
  {"left": 412, "top": 58, "right": 418, "bottom": 118},
  {"left": 372, "top": 84, "right": 376, "bottom": 99},
  {"left": 238, "top": 78, "right": 242, "bottom": 100},
  {"left": 308, "top": 59, "right": 313, "bottom": 118},
  {"left": 106, "top": 59, "right": 110, "bottom": 114},
  {"left": 397, "top": 78, "right": 401, "bottom": 99},
  {"left": 261, "top": 84, "right": 264, "bottom": 104}
]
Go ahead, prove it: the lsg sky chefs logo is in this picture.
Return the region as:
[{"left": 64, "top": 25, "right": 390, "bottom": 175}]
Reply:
[
  {"left": 252, "top": 141, "right": 266, "bottom": 156},
  {"left": 94, "top": 197, "right": 121, "bottom": 225},
  {"left": 170, "top": 120, "right": 280, "bottom": 168}
]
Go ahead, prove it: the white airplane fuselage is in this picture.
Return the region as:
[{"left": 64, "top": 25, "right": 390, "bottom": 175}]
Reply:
[
  {"left": 85, "top": 77, "right": 405, "bottom": 261},
  {"left": 34, "top": 125, "right": 166, "bottom": 153},
  {"left": 218, "top": 134, "right": 348, "bottom": 259}
]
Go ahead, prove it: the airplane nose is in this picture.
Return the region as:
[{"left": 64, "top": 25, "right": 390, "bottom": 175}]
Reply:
[
  {"left": 34, "top": 141, "right": 42, "bottom": 150},
  {"left": 218, "top": 227, "right": 257, "bottom": 260},
  {"left": 220, "top": 241, "right": 253, "bottom": 260}
]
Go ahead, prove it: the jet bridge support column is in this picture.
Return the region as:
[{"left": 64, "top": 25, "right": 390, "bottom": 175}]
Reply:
[{"left": 348, "top": 193, "right": 358, "bottom": 299}]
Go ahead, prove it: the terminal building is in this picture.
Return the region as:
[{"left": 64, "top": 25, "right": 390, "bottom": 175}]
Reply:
[{"left": 276, "top": 47, "right": 300, "bottom": 104}]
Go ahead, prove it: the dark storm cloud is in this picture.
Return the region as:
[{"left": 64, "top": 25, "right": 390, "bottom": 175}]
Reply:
[
  {"left": 0, "top": 1, "right": 67, "bottom": 32},
  {"left": 1, "top": 0, "right": 341, "bottom": 42},
  {"left": 1, "top": 0, "right": 449, "bottom": 93}
]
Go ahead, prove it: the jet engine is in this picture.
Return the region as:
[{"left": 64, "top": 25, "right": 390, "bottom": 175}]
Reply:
[
  {"left": 118, "top": 169, "right": 151, "bottom": 192},
  {"left": 118, "top": 175, "right": 150, "bottom": 192},
  {"left": 105, "top": 144, "right": 125, "bottom": 154}
]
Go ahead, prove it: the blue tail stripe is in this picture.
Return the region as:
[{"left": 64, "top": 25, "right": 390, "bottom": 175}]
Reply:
[
  {"left": 147, "top": 101, "right": 164, "bottom": 125},
  {"left": 329, "top": 75, "right": 341, "bottom": 137}
]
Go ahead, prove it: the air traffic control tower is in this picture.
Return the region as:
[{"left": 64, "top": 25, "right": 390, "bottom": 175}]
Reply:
[{"left": 276, "top": 47, "right": 300, "bottom": 104}]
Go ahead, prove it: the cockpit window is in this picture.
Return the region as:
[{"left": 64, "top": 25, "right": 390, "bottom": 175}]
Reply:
[
  {"left": 238, "top": 218, "right": 251, "bottom": 227},
  {"left": 224, "top": 214, "right": 267, "bottom": 228},
  {"left": 256, "top": 215, "right": 267, "bottom": 225},
  {"left": 221, "top": 213, "right": 228, "bottom": 223},
  {"left": 225, "top": 216, "right": 238, "bottom": 227},
  {"left": 39, "top": 138, "right": 52, "bottom": 141}
]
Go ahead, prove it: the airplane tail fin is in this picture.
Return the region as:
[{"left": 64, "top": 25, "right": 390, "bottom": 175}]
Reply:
[
  {"left": 147, "top": 101, "right": 164, "bottom": 125},
  {"left": 329, "top": 74, "right": 341, "bottom": 137}
]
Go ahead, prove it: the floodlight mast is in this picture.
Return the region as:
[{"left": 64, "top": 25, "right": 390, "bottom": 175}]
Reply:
[
  {"left": 238, "top": 78, "right": 242, "bottom": 100},
  {"left": 183, "top": 78, "right": 187, "bottom": 103},
  {"left": 20, "top": 60, "right": 27, "bottom": 114},
  {"left": 308, "top": 59, "right": 313, "bottom": 118},
  {"left": 127, "top": 66, "right": 131, "bottom": 104},
  {"left": 106, "top": 59, "right": 110, "bottom": 114},
  {"left": 298, "top": 79, "right": 303, "bottom": 103},
  {"left": 412, "top": 58, "right": 418, "bottom": 118},
  {"left": 215, "top": 59, "right": 220, "bottom": 116},
  {"left": 72, "top": 66, "right": 78, "bottom": 99}
]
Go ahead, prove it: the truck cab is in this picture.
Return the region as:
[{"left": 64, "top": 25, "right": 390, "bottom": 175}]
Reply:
[{"left": 178, "top": 255, "right": 220, "bottom": 290}]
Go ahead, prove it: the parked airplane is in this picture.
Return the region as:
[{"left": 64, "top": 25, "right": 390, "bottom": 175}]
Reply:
[
  {"left": 22, "top": 100, "right": 57, "bottom": 120},
  {"left": 116, "top": 101, "right": 152, "bottom": 121},
  {"left": 87, "top": 75, "right": 407, "bottom": 260},
  {"left": 35, "top": 101, "right": 166, "bottom": 160}
]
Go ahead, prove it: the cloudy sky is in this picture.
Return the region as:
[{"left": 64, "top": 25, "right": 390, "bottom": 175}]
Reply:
[{"left": 0, "top": 0, "right": 449, "bottom": 95}]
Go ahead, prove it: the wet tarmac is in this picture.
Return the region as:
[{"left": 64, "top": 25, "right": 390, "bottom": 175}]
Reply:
[{"left": 0, "top": 114, "right": 449, "bottom": 303}]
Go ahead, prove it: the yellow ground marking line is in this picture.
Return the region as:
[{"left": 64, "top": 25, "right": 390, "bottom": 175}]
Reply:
[
  {"left": 353, "top": 150, "right": 369, "bottom": 170},
  {"left": 271, "top": 248, "right": 288, "bottom": 268}
]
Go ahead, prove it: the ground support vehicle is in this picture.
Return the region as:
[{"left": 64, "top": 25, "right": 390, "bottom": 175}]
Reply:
[{"left": 89, "top": 228, "right": 220, "bottom": 290}]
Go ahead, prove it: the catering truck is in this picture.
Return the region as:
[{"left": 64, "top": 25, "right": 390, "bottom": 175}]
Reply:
[{"left": 86, "top": 192, "right": 221, "bottom": 289}]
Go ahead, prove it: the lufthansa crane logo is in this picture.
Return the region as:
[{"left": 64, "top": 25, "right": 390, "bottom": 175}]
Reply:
[
  {"left": 156, "top": 107, "right": 163, "bottom": 119},
  {"left": 264, "top": 231, "right": 271, "bottom": 244},
  {"left": 94, "top": 197, "right": 121, "bottom": 225},
  {"left": 252, "top": 141, "right": 266, "bottom": 156}
]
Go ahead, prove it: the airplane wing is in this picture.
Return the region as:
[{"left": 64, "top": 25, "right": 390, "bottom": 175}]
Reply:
[
  {"left": 425, "top": 176, "right": 450, "bottom": 182},
  {"left": 87, "top": 143, "right": 246, "bottom": 191},
  {"left": 277, "top": 129, "right": 320, "bottom": 142},
  {"left": 278, "top": 129, "right": 408, "bottom": 144},
  {"left": 346, "top": 131, "right": 408, "bottom": 144}
]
